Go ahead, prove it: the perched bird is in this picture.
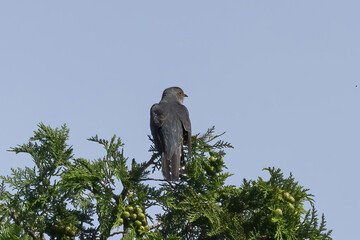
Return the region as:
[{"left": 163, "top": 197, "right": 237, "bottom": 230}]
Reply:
[{"left": 150, "top": 87, "right": 191, "bottom": 181}]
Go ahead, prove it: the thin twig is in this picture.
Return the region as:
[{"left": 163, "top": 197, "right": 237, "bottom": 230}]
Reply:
[
  {"left": 139, "top": 177, "right": 174, "bottom": 188},
  {"left": 109, "top": 230, "right": 126, "bottom": 237},
  {"left": 139, "top": 178, "right": 168, "bottom": 182},
  {"left": 150, "top": 221, "right": 162, "bottom": 230},
  {"left": 92, "top": 226, "right": 100, "bottom": 239},
  {"left": 141, "top": 154, "right": 158, "bottom": 171}
]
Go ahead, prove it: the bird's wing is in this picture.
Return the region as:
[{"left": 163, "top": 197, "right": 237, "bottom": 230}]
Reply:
[
  {"left": 176, "top": 104, "right": 191, "bottom": 132},
  {"left": 176, "top": 104, "right": 192, "bottom": 154},
  {"left": 150, "top": 104, "right": 164, "bottom": 127},
  {"left": 150, "top": 103, "right": 165, "bottom": 152},
  {"left": 152, "top": 102, "right": 191, "bottom": 160}
]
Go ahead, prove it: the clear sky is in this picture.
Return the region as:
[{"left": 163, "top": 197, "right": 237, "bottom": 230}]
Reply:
[{"left": 1, "top": 1, "right": 359, "bottom": 239}]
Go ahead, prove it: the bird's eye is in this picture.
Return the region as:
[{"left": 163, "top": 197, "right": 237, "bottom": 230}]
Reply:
[{"left": 178, "top": 90, "right": 182, "bottom": 95}]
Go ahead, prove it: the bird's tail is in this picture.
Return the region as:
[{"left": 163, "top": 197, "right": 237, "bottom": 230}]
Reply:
[
  {"left": 161, "top": 153, "right": 171, "bottom": 181},
  {"left": 162, "top": 145, "right": 182, "bottom": 181},
  {"left": 170, "top": 146, "right": 181, "bottom": 181}
]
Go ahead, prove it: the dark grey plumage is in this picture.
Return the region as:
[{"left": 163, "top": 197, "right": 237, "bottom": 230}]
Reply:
[{"left": 150, "top": 87, "right": 191, "bottom": 181}]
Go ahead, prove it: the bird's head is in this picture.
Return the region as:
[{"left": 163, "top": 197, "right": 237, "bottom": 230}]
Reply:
[{"left": 161, "top": 87, "right": 188, "bottom": 104}]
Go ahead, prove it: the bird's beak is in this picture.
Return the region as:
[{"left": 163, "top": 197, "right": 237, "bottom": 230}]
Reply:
[{"left": 184, "top": 93, "right": 188, "bottom": 97}]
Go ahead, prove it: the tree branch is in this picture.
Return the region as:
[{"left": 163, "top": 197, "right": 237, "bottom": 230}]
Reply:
[
  {"left": 109, "top": 230, "right": 126, "bottom": 237},
  {"left": 139, "top": 177, "right": 174, "bottom": 188},
  {"left": 150, "top": 221, "right": 162, "bottom": 230},
  {"left": 120, "top": 154, "right": 160, "bottom": 201},
  {"left": 139, "top": 177, "right": 168, "bottom": 182},
  {"left": 141, "top": 153, "right": 158, "bottom": 171},
  {"left": 9, "top": 209, "right": 38, "bottom": 239}
]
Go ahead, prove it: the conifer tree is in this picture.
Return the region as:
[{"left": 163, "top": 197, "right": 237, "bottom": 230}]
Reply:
[{"left": 0, "top": 123, "right": 332, "bottom": 239}]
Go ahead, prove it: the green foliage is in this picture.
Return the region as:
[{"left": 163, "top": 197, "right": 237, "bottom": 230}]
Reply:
[{"left": 0, "top": 123, "right": 332, "bottom": 239}]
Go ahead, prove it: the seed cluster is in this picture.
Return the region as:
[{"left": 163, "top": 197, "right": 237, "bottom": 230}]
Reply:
[
  {"left": 120, "top": 206, "right": 150, "bottom": 232},
  {"left": 205, "top": 156, "right": 224, "bottom": 175}
]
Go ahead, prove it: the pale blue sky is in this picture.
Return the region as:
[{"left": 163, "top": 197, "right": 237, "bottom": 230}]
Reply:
[{"left": 1, "top": 1, "right": 359, "bottom": 238}]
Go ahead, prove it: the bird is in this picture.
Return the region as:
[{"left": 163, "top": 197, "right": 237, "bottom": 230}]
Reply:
[{"left": 150, "top": 87, "right": 191, "bottom": 181}]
